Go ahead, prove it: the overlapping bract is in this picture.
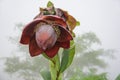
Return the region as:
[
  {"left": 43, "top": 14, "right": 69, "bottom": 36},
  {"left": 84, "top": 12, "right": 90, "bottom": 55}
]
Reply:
[
  {"left": 20, "top": 15, "right": 73, "bottom": 58},
  {"left": 20, "top": 2, "right": 77, "bottom": 58}
]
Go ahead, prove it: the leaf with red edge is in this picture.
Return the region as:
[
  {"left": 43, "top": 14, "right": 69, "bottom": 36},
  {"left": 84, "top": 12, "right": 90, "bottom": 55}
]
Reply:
[
  {"left": 41, "top": 15, "right": 67, "bottom": 28},
  {"left": 57, "top": 26, "right": 73, "bottom": 42},
  {"left": 20, "top": 19, "right": 47, "bottom": 44},
  {"left": 56, "top": 41, "right": 70, "bottom": 49},
  {"left": 44, "top": 45, "right": 59, "bottom": 58},
  {"left": 29, "top": 35, "right": 43, "bottom": 57}
]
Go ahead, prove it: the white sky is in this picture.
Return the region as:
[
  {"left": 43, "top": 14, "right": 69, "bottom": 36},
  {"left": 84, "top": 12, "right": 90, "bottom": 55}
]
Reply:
[{"left": 0, "top": 0, "right": 120, "bottom": 80}]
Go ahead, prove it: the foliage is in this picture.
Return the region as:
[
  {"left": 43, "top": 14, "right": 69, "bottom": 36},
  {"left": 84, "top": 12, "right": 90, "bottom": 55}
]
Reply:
[
  {"left": 41, "top": 70, "right": 51, "bottom": 80},
  {"left": 47, "top": 1, "right": 54, "bottom": 8},
  {"left": 70, "top": 69, "right": 108, "bottom": 80},
  {"left": 76, "top": 21, "right": 80, "bottom": 26},
  {"left": 63, "top": 32, "right": 114, "bottom": 79},
  {"left": 115, "top": 74, "right": 120, "bottom": 80},
  {"left": 4, "top": 56, "right": 48, "bottom": 80},
  {"left": 60, "top": 40, "right": 75, "bottom": 73}
]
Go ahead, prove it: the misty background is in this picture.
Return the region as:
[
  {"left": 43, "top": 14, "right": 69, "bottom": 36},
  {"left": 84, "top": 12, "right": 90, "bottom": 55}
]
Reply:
[{"left": 0, "top": 0, "right": 120, "bottom": 80}]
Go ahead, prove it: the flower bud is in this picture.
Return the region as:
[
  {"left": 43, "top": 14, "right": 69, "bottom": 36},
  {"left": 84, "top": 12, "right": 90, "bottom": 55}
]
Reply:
[{"left": 35, "top": 24, "right": 57, "bottom": 50}]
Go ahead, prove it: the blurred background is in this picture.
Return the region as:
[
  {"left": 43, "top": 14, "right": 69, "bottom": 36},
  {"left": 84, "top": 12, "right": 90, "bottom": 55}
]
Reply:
[{"left": 0, "top": 0, "right": 120, "bottom": 80}]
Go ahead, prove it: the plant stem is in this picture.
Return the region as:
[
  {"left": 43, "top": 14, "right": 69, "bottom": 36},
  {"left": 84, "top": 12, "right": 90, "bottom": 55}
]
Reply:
[{"left": 50, "top": 54, "right": 62, "bottom": 80}]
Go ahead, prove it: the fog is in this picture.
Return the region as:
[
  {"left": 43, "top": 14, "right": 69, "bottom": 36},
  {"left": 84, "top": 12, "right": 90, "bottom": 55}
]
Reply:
[{"left": 0, "top": 0, "right": 120, "bottom": 80}]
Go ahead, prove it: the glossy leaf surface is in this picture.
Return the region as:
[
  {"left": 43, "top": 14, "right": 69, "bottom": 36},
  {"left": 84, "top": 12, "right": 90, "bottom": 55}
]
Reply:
[{"left": 60, "top": 40, "right": 75, "bottom": 73}]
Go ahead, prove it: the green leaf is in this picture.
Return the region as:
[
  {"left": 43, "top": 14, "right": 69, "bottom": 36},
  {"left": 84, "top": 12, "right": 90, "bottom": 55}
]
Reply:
[
  {"left": 60, "top": 40, "right": 75, "bottom": 73},
  {"left": 41, "top": 70, "right": 51, "bottom": 80},
  {"left": 115, "top": 74, "right": 120, "bottom": 80},
  {"left": 50, "top": 54, "right": 61, "bottom": 80},
  {"left": 43, "top": 11, "right": 50, "bottom": 15},
  {"left": 72, "top": 32, "right": 76, "bottom": 37},
  {"left": 47, "top": 1, "right": 54, "bottom": 8},
  {"left": 76, "top": 21, "right": 80, "bottom": 26},
  {"left": 42, "top": 53, "right": 56, "bottom": 64},
  {"left": 67, "top": 41, "right": 75, "bottom": 67},
  {"left": 59, "top": 49, "right": 69, "bottom": 73},
  {"left": 50, "top": 61, "right": 57, "bottom": 80},
  {"left": 42, "top": 53, "right": 51, "bottom": 60}
]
